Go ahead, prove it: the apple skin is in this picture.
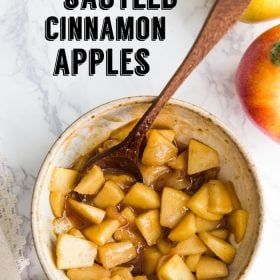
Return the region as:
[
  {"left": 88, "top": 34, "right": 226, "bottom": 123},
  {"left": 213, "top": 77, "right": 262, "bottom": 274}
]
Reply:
[{"left": 236, "top": 25, "right": 280, "bottom": 142}]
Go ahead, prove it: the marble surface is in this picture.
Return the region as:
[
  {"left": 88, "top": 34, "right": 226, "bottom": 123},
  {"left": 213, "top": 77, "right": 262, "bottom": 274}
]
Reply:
[{"left": 0, "top": 0, "right": 280, "bottom": 279}]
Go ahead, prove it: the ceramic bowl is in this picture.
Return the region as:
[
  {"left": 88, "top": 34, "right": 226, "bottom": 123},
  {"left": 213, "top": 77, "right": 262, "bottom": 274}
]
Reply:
[{"left": 32, "top": 96, "right": 263, "bottom": 280}]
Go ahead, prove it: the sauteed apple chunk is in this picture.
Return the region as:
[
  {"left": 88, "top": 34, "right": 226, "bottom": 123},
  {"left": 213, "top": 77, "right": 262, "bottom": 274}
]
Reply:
[{"left": 49, "top": 124, "right": 248, "bottom": 280}]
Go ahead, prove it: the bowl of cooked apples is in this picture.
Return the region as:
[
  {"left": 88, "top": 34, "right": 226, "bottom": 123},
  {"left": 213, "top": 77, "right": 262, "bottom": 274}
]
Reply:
[{"left": 32, "top": 96, "right": 262, "bottom": 280}]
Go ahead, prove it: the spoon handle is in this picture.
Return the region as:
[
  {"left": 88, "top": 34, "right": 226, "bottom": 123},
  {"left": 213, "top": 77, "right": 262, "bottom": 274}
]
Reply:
[{"left": 129, "top": 0, "right": 251, "bottom": 141}]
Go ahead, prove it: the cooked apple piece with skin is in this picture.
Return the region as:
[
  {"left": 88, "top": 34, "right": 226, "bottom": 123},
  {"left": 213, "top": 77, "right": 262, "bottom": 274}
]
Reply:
[
  {"left": 67, "top": 264, "right": 110, "bottom": 280},
  {"left": 83, "top": 219, "right": 120, "bottom": 246},
  {"left": 187, "top": 183, "right": 223, "bottom": 221},
  {"left": 199, "top": 231, "right": 236, "bottom": 264},
  {"left": 68, "top": 228, "right": 85, "bottom": 239},
  {"left": 50, "top": 192, "right": 65, "bottom": 218},
  {"left": 188, "top": 139, "right": 220, "bottom": 175},
  {"left": 165, "top": 170, "right": 191, "bottom": 190},
  {"left": 171, "top": 235, "right": 207, "bottom": 256},
  {"left": 228, "top": 209, "right": 248, "bottom": 243},
  {"left": 121, "top": 207, "right": 136, "bottom": 225},
  {"left": 111, "top": 267, "right": 133, "bottom": 280},
  {"left": 56, "top": 234, "right": 97, "bottom": 269},
  {"left": 93, "top": 181, "right": 125, "bottom": 209},
  {"left": 104, "top": 173, "right": 136, "bottom": 189},
  {"left": 160, "top": 187, "right": 190, "bottom": 228},
  {"left": 123, "top": 183, "right": 160, "bottom": 209},
  {"left": 196, "top": 255, "right": 228, "bottom": 279},
  {"left": 210, "top": 229, "right": 229, "bottom": 240},
  {"left": 134, "top": 276, "right": 148, "bottom": 280},
  {"left": 110, "top": 119, "right": 138, "bottom": 141},
  {"left": 208, "top": 180, "right": 233, "bottom": 214},
  {"left": 67, "top": 198, "right": 106, "bottom": 224},
  {"left": 146, "top": 129, "right": 176, "bottom": 142},
  {"left": 74, "top": 165, "right": 105, "bottom": 195},
  {"left": 167, "top": 151, "right": 188, "bottom": 170},
  {"left": 143, "top": 247, "right": 162, "bottom": 274},
  {"left": 53, "top": 217, "right": 73, "bottom": 235},
  {"left": 139, "top": 165, "right": 171, "bottom": 187},
  {"left": 224, "top": 181, "right": 241, "bottom": 210},
  {"left": 50, "top": 167, "right": 79, "bottom": 194},
  {"left": 185, "top": 254, "right": 201, "bottom": 272},
  {"left": 142, "top": 130, "right": 178, "bottom": 166},
  {"left": 135, "top": 209, "right": 162, "bottom": 246},
  {"left": 98, "top": 241, "right": 137, "bottom": 269},
  {"left": 114, "top": 227, "right": 145, "bottom": 248},
  {"left": 196, "top": 216, "right": 220, "bottom": 232},
  {"left": 168, "top": 211, "right": 197, "bottom": 242},
  {"left": 157, "top": 254, "right": 195, "bottom": 280},
  {"left": 106, "top": 206, "right": 127, "bottom": 226},
  {"left": 157, "top": 238, "right": 173, "bottom": 254}
]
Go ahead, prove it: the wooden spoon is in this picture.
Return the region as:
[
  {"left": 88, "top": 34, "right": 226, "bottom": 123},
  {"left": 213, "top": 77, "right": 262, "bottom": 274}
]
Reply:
[{"left": 86, "top": 0, "right": 251, "bottom": 180}]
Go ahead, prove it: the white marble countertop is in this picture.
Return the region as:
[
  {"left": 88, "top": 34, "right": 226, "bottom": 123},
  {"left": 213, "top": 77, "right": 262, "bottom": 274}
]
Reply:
[{"left": 0, "top": 0, "right": 280, "bottom": 279}]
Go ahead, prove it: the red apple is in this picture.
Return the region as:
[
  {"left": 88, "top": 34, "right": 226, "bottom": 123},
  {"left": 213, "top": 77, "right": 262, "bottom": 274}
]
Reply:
[{"left": 236, "top": 24, "right": 280, "bottom": 142}]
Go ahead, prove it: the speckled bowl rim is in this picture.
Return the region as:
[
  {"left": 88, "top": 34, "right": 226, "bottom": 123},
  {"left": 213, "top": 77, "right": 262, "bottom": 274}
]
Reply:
[{"left": 31, "top": 96, "right": 263, "bottom": 280}]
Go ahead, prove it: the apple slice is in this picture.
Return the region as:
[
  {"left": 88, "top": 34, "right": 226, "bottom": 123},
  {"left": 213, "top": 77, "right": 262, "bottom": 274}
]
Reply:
[
  {"left": 50, "top": 192, "right": 65, "bottom": 218},
  {"left": 67, "top": 264, "right": 110, "bottom": 280},
  {"left": 196, "top": 255, "right": 228, "bottom": 279},
  {"left": 104, "top": 173, "right": 136, "bottom": 188},
  {"left": 157, "top": 238, "right": 173, "bottom": 254},
  {"left": 111, "top": 267, "right": 133, "bottom": 280},
  {"left": 157, "top": 255, "right": 195, "bottom": 280},
  {"left": 68, "top": 228, "right": 85, "bottom": 239},
  {"left": 227, "top": 209, "right": 248, "bottom": 243},
  {"left": 210, "top": 229, "right": 229, "bottom": 240},
  {"left": 167, "top": 151, "right": 188, "bottom": 170},
  {"left": 56, "top": 234, "right": 97, "bottom": 269},
  {"left": 139, "top": 165, "right": 170, "bottom": 187},
  {"left": 142, "top": 130, "right": 178, "bottom": 166},
  {"left": 98, "top": 241, "right": 137, "bottom": 269},
  {"left": 187, "top": 139, "right": 220, "bottom": 175},
  {"left": 50, "top": 167, "right": 79, "bottom": 194},
  {"left": 171, "top": 235, "right": 207, "bottom": 256},
  {"left": 187, "top": 183, "right": 223, "bottom": 221},
  {"left": 224, "top": 181, "right": 241, "bottom": 210},
  {"left": 121, "top": 207, "right": 136, "bottom": 225},
  {"left": 198, "top": 231, "right": 236, "bottom": 264},
  {"left": 208, "top": 180, "right": 233, "bottom": 214},
  {"left": 185, "top": 254, "right": 201, "bottom": 272},
  {"left": 160, "top": 187, "right": 190, "bottom": 229},
  {"left": 74, "top": 165, "right": 105, "bottom": 195},
  {"left": 168, "top": 211, "right": 197, "bottom": 242},
  {"left": 83, "top": 219, "right": 120, "bottom": 246},
  {"left": 143, "top": 247, "right": 162, "bottom": 274},
  {"left": 146, "top": 129, "right": 176, "bottom": 142},
  {"left": 135, "top": 209, "right": 162, "bottom": 246},
  {"left": 67, "top": 198, "right": 105, "bottom": 224},
  {"left": 123, "top": 183, "right": 160, "bottom": 209},
  {"left": 93, "top": 180, "right": 124, "bottom": 209},
  {"left": 196, "top": 216, "right": 220, "bottom": 232}
]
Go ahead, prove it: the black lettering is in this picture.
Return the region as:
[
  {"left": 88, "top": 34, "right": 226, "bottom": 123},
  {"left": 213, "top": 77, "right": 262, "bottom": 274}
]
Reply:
[
  {"left": 100, "top": 17, "right": 114, "bottom": 40},
  {"left": 60, "top": 17, "right": 66, "bottom": 41},
  {"left": 133, "top": 0, "right": 145, "bottom": 9},
  {"left": 136, "top": 17, "right": 149, "bottom": 41},
  {"left": 99, "top": 0, "right": 114, "bottom": 9},
  {"left": 148, "top": 0, "right": 160, "bottom": 10},
  {"left": 45, "top": 17, "right": 58, "bottom": 41},
  {"left": 120, "top": 49, "right": 133, "bottom": 76},
  {"left": 68, "top": 17, "right": 83, "bottom": 40},
  {"left": 72, "top": 49, "right": 87, "bottom": 75},
  {"left": 162, "top": 0, "right": 177, "bottom": 10},
  {"left": 135, "top": 48, "right": 150, "bottom": 76},
  {"left": 81, "top": 0, "right": 97, "bottom": 9},
  {"left": 84, "top": 17, "right": 98, "bottom": 40},
  {"left": 120, "top": 0, "right": 127, "bottom": 9},
  {"left": 63, "top": 0, "right": 79, "bottom": 10},
  {"left": 152, "top": 17, "right": 165, "bottom": 41},
  {"left": 106, "top": 49, "right": 118, "bottom": 76},
  {"left": 116, "top": 17, "right": 134, "bottom": 41},
  {"left": 53, "top": 49, "right": 70, "bottom": 76},
  {"left": 89, "top": 49, "right": 104, "bottom": 75}
]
